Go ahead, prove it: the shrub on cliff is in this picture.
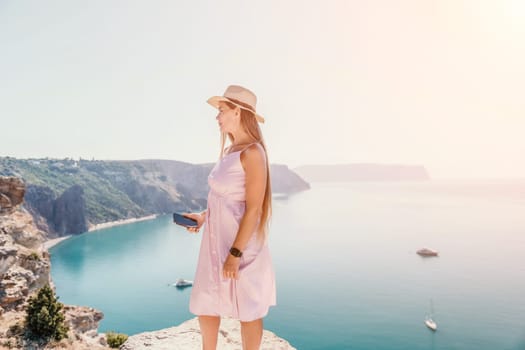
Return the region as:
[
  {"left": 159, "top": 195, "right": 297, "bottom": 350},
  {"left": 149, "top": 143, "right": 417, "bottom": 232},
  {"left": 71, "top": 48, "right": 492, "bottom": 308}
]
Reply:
[
  {"left": 27, "top": 251, "right": 40, "bottom": 261},
  {"left": 24, "top": 284, "right": 69, "bottom": 341},
  {"left": 106, "top": 331, "right": 128, "bottom": 348}
]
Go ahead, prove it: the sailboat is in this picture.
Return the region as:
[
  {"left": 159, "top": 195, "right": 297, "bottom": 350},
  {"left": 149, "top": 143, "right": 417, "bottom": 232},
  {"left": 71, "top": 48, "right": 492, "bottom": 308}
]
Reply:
[
  {"left": 425, "top": 299, "right": 437, "bottom": 331},
  {"left": 425, "top": 317, "right": 437, "bottom": 331}
]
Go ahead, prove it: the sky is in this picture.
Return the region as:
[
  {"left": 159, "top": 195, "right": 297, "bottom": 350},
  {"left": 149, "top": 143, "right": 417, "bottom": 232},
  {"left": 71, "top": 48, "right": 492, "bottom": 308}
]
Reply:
[{"left": 1, "top": 0, "right": 524, "bottom": 179}]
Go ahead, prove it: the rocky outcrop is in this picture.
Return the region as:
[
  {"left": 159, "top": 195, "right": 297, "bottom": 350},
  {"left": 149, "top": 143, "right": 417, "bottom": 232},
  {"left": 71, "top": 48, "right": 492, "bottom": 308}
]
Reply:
[
  {"left": 271, "top": 164, "right": 310, "bottom": 194},
  {"left": 61, "top": 305, "right": 108, "bottom": 348},
  {"left": 52, "top": 185, "right": 88, "bottom": 235},
  {"left": 24, "top": 184, "right": 57, "bottom": 235},
  {"left": 0, "top": 177, "right": 25, "bottom": 215},
  {"left": 121, "top": 316, "right": 296, "bottom": 350},
  {"left": 24, "top": 184, "right": 88, "bottom": 237},
  {"left": 0, "top": 176, "right": 109, "bottom": 349},
  {"left": 0, "top": 202, "right": 49, "bottom": 312},
  {"left": 63, "top": 305, "right": 104, "bottom": 333},
  {"left": 1, "top": 209, "right": 45, "bottom": 250}
]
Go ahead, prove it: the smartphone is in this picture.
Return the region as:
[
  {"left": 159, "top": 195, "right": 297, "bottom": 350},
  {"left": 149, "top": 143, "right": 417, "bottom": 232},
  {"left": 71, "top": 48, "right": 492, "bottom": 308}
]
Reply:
[{"left": 173, "top": 212, "right": 198, "bottom": 227}]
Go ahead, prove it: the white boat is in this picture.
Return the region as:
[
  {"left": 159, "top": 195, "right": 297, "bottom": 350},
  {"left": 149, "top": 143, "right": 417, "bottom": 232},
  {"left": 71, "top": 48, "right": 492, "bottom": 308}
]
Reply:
[
  {"left": 417, "top": 248, "right": 439, "bottom": 257},
  {"left": 172, "top": 278, "right": 193, "bottom": 288},
  {"left": 425, "top": 317, "right": 437, "bottom": 331},
  {"left": 425, "top": 299, "right": 438, "bottom": 331}
]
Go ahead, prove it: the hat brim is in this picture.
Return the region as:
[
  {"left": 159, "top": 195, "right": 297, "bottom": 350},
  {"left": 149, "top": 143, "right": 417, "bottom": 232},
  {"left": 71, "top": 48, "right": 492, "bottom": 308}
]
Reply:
[{"left": 207, "top": 96, "right": 265, "bottom": 123}]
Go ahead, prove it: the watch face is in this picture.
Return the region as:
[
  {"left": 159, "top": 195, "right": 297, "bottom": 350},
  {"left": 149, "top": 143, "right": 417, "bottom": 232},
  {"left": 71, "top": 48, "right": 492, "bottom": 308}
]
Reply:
[{"left": 230, "top": 247, "right": 242, "bottom": 257}]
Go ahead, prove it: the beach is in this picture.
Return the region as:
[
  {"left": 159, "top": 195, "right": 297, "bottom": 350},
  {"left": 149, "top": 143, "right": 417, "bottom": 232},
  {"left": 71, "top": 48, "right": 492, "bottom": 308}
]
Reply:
[
  {"left": 87, "top": 214, "right": 157, "bottom": 232},
  {"left": 42, "top": 214, "right": 158, "bottom": 250},
  {"left": 42, "top": 235, "right": 72, "bottom": 250}
]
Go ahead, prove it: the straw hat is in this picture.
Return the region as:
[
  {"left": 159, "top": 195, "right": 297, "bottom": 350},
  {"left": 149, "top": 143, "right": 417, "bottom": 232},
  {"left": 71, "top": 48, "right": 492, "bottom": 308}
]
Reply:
[{"left": 207, "top": 85, "right": 265, "bottom": 123}]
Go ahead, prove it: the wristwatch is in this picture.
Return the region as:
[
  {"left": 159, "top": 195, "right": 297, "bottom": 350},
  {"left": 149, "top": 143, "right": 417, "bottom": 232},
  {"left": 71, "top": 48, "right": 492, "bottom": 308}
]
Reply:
[{"left": 229, "top": 247, "right": 243, "bottom": 258}]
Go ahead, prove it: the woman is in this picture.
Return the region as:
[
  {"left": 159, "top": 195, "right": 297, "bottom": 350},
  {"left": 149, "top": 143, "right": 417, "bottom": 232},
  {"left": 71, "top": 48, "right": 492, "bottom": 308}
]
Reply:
[{"left": 183, "top": 85, "right": 276, "bottom": 350}]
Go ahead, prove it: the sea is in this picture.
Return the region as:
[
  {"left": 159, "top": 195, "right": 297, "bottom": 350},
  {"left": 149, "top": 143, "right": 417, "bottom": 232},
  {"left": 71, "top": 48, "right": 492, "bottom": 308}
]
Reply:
[{"left": 49, "top": 179, "right": 525, "bottom": 350}]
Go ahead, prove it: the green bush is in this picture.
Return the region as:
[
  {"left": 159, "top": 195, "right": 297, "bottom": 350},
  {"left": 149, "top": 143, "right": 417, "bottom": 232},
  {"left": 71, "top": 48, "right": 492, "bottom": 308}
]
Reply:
[
  {"left": 25, "top": 284, "right": 69, "bottom": 341},
  {"left": 27, "top": 252, "right": 40, "bottom": 261},
  {"left": 106, "top": 331, "right": 128, "bottom": 348}
]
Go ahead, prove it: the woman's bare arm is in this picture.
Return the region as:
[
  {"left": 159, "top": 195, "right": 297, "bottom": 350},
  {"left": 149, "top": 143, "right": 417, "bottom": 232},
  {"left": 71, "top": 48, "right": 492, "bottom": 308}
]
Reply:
[
  {"left": 231, "top": 144, "right": 267, "bottom": 251},
  {"left": 222, "top": 143, "right": 267, "bottom": 280}
]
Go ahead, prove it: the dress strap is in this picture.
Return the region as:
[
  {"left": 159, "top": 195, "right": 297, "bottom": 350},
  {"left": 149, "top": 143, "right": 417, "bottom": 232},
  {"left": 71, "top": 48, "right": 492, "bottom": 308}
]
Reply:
[
  {"left": 226, "top": 142, "right": 259, "bottom": 154},
  {"left": 224, "top": 142, "right": 259, "bottom": 154},
  {"left": 238, "top": 142, "right": 259, "bottom": 153}
]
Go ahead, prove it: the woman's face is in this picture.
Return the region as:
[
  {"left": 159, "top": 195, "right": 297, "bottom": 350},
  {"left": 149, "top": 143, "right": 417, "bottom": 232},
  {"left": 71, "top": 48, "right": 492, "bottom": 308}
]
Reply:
[{"left": 216, "top": 101, "right": 240, "bottom": 133}]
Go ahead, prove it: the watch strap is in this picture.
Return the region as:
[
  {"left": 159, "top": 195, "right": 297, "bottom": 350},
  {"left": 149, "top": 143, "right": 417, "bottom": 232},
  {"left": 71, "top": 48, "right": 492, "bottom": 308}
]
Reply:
[{"left": 229, "top": 247, "right": 243, "bottom": 258}]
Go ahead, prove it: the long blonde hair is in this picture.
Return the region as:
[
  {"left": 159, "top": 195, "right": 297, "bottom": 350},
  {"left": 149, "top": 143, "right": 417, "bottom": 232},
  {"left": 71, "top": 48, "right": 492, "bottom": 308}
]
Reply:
[{"left": 219, "top": 100, "right": 272, "bottom": 244}]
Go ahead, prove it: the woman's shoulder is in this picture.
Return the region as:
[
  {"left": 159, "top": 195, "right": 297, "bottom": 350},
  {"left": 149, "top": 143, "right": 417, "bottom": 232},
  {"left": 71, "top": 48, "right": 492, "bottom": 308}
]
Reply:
[
  {"left": 227, "top": 142, "right": 264, "bottom": 155},
  {"left": 242, "top": 142, "right": 265, "bottom": 157},
  {"left": 240, "top": 143, "right": 266, "bottom": 170}
]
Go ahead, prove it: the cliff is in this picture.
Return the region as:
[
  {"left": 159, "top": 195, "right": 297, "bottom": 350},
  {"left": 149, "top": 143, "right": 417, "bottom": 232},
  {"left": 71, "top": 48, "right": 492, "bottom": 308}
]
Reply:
[
  {"left": 270, "top": 164, "right": 310, "bottom": 194},
  {"left": 0, "top": 177, "right": 109, "bottom": 349},
  {"left": 294, "top": 163, "right": 431, "bottom": 182},
  {"left": 0, "top": 157, "right": 310, "bottom": 238},
  {"left": 121, "top": 317, "right": 296, "bottom": 350}
]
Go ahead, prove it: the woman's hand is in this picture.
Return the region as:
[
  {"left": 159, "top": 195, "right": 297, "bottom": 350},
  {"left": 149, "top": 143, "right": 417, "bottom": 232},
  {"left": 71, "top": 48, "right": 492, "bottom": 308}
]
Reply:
[
  {"left": 181, "top": 212, "right": 205, "bottom": 234},
  {"left": 223, "top": 254, "right": 241, "bottom": 280}
]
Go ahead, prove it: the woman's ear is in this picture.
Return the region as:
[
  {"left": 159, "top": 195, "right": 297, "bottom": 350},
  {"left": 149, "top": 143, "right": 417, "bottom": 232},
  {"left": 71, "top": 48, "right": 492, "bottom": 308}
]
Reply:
[{"left": 235, "top": 107, "right": 241, "bottom": 116}]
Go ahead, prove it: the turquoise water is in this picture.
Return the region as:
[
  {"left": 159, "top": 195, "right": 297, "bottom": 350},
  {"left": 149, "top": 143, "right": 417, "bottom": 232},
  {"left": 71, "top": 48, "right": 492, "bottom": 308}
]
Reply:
[{"left": 49, "top": 180, "right": 525, "bottom": 349}]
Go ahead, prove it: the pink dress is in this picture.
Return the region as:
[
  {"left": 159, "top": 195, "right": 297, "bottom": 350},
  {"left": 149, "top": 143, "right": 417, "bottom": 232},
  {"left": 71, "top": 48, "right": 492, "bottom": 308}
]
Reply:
[{"left": 189, "top": 143, "right": 277, "bottom": 322}]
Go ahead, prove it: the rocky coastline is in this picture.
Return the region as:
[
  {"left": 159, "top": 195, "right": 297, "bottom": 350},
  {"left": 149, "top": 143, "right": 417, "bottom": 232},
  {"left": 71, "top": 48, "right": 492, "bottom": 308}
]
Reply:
[{"left": 0, "top": 177, "right": 109, "bottom": 349}]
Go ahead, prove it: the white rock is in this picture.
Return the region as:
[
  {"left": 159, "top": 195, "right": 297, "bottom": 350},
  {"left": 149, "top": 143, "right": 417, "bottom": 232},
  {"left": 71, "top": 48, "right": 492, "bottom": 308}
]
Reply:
[{"left": 121, "top": 317, "right": 296, "bottom": 350}]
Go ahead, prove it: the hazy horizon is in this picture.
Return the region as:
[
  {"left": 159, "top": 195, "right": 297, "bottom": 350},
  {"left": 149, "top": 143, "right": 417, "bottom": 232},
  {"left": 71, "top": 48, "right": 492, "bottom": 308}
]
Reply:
[{"left": 1, "top": 0, "right": 524, "bottom": 179}]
